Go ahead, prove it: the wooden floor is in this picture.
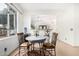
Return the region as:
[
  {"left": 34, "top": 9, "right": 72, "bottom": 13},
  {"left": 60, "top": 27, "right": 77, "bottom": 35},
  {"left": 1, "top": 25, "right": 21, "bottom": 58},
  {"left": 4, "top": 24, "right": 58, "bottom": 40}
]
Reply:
[
  {"left": 10, "top": 40, "right": 79, "bottom": 56},
  {"left": 56, "top": 40, "right": 79, "bottom": 56}
]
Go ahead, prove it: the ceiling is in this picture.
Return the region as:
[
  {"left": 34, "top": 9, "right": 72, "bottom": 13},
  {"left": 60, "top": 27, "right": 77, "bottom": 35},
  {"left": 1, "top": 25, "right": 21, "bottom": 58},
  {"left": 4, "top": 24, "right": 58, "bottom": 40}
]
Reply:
[{"left": 16, "top": 3, "right": 74, "bottom": 13}]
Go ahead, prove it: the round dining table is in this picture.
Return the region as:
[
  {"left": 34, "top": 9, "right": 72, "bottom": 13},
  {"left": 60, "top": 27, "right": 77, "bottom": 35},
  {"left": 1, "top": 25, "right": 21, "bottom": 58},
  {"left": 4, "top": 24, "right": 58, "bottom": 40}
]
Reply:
[
  {"left": 26, "top": 36, "right": 46, "bottom": 43},
  {"left": 25, "top": 36, "right": 47, "bottom": 55}
]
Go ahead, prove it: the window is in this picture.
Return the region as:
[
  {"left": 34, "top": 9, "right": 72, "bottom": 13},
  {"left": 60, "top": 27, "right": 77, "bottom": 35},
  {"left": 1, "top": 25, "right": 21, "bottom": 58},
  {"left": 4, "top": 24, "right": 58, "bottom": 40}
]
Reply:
[
  {"left": 0, "top": 3, "right": 17, "bottom": 37},
  {"left": 9, "top": 8, "right": 17, "bottom": 36}
]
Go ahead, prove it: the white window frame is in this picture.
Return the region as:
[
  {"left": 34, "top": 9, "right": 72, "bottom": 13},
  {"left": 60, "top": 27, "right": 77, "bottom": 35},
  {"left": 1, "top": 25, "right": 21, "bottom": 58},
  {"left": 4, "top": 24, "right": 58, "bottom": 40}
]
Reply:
[{"left": 0, "top": 3, "right": 17, "bottom": 37}]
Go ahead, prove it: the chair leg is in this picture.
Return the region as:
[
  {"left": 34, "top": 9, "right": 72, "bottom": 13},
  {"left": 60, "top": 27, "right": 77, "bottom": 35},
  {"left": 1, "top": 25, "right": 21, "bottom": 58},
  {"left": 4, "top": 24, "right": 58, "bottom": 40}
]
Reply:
[
  {"left": 23, "top": 47, "right": 25, "bottom": 56},
  {"left": 27, "top": 48, "right": 29, "bottom": 56},
  {"left": 30, "top": 44, "right": 32, "bottom": 51},
  {"left": 24, "top": 47, "right": 27, "bottom": 56},
  {"left": 51, "top": 49, "right": 52, "bottom": 56},
  {"left": 19, "top": 47, "right": 20, "bottom": 56},
  {"left": 33, "top": 44, "right": 34, "bottom": 50},
  {"left": 27, "top": 46, "right": 30, "bottom": 56},
  {"left": 54, "top": 48, "right": 56, "bottom": 56},
  {"left": 39, "top": 43, "right": 42, "bottom": 55},
  {"left": 43, "top": 48, "right": 46, "bottom": 56}
]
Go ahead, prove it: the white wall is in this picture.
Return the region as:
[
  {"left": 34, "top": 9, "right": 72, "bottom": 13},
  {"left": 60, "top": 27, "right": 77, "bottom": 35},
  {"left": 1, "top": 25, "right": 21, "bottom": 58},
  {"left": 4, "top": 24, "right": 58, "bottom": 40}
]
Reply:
[
  {"left": 56, "top": 4, "right": 79, "bottom": 46},
  {"left": 23, "top": 13, "right": 31, "bottom": 33},
  {"left": 56, "top": 4, "right": 75, "bottom": 46},
  {"left": 74, "top": 4, "right": 79, "bottom": 46},
  {"left": 0, "top": 35, "right": 18, "bottom": 56},
  {"left": 17, "top": 12, "right": 24, "bottom": 33}
]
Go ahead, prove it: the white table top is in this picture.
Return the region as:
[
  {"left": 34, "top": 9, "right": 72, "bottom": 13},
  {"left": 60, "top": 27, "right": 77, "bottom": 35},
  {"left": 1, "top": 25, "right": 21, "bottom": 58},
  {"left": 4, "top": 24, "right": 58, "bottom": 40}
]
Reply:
[{"left": 26, "top": 36, "right": 47, "bottom": 42}]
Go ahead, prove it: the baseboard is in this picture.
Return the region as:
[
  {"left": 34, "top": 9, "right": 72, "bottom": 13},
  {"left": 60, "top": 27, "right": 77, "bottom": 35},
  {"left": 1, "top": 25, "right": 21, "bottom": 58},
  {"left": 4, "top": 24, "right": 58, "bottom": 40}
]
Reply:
[
  {"left": 8, "top": 47, "right": 18, "bottom": 56},
  {"left": 58, "top": 39, "right": 73, "bottom": 47},
  {"left": 58, "top": 39, "right": 79, "bottom": 47}
]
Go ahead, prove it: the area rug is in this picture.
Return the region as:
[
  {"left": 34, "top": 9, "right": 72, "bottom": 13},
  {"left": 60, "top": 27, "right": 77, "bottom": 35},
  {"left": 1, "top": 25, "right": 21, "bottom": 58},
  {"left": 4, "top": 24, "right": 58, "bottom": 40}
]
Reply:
[{"left": 15, "top": 48, "right": 54, "bottom": 56}]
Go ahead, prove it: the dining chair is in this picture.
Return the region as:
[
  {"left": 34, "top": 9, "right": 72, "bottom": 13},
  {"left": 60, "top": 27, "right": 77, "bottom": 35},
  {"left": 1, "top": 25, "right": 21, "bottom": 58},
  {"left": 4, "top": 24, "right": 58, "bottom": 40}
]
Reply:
[
  {"left": 42, "top": 32, "right": 58, "bottom": 56},
  {"left": 17, "top": 32, "right": 29, "bottom": 56}
]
